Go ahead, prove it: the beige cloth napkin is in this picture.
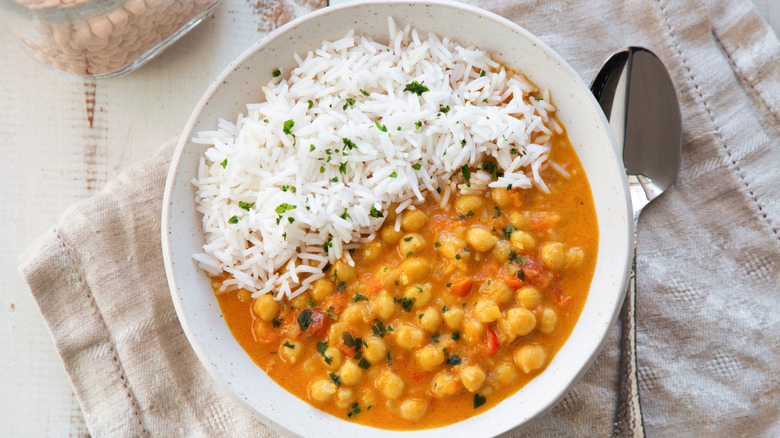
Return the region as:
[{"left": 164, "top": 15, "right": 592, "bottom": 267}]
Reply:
[{"left": 20, "top": 0, "right": 780, "bottom": 436}]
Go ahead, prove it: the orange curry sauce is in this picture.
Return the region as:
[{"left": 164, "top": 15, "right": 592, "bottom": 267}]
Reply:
[{"left": 215, "top": 130, "right": 597, "bottom": 430}]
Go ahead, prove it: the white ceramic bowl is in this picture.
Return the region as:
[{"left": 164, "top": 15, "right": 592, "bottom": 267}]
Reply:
[{"left": 162, "top": 1, "right": 632, "bottom": 436}]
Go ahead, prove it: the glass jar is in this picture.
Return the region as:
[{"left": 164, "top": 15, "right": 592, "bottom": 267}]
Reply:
[{"left": 1, "top": 0, "right": 222, "bottom": 78}]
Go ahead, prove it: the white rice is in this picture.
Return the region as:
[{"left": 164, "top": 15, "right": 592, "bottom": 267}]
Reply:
[{"left": 192, "top": 18, "right": 559, "bottom": 300}]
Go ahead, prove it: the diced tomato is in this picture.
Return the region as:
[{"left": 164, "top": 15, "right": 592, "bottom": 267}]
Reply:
[
  {"left": 294, "top": 309, "right": 327, "bottom": 339},
  {"left": 486, "top": 327, "right": 500, "bottom": 356},
  {"left": 523, "top": 260, "right": 552, "bottom": 289},
  {"left": 450, "top": 278, "right": 474, "bottom": 297},
  {"left": 550, "top": 288, "right": 572, "bottom": 308},
  {"left": 365, "top": 279, "right": 383, "bottom": 297},
  {"left": 505, "top": 277, "right": 525, "bottom": 289},
  {"left": 252, "top": 320, "right": 278, "bottom": 344},
  {"left": 411, "top": 371, "right": 426, "bottom": 383},
  {"left": 322, "top": 291, "right": 350, "bottom": 315}
]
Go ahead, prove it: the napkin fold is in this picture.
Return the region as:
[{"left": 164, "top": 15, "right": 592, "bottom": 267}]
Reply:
[{"left": 20, "top": 0, "right": 780, "bottom": 436}]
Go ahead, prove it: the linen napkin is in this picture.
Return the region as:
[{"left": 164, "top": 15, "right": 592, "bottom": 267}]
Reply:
[{"left": 20, "top": 0, "right": 780, "bottom": 436}]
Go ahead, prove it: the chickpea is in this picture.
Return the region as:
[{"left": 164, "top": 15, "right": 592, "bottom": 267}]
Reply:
[
  {"left": 462, "top": 318, "right": 484, "bottom": 344},
  {"left": 443, "top": 306, "right": 465, "bottom": 330},
  {"left": 416, "top": 345, "right": 445, "bottom": 371},
  {"left": 399, "top": 233, "right": 426, "bottom": 258},
  {"left": 431, "top": 370, "right": 464, "bottom": 398},
  {"left": 485, "top": 280, "right": 514, "bottom": 305},
  {"left": 310, "top": 278, "right": 336, "bottom": 303},
  {"left": 302, "top": 357, "right": 318, "bottom": 374},
  {"left": 418, "top": 308, "right": 442, "bottom": 333},
  {"left": 310, "top": 379, "right": 338, "bottom": 402},
  {"left": 364, "top": 337, "right": 388, "bottom": 364},
  {"left": 360, "top": 389, "right": 377, "bottom": 409},
  {"left": 376, "top": 266, "right": 400, "bottom": 289},
  {"left": 279, "top": 339, "right": 303, "bottom": 364},
  {"left": 491, "top": 187, "right": 510, "bottom": 207},
  {"left": 492, "top": 240, "right": 512, "bottom": 263},
  {"left": 339, "top": 359, "right": 364, "bottom": 386},
  {"left": 455, "top": 194, "right": 484, "bottom": 215},
  {"left": 327, "top": 322, "right": 348, "bottom": 346},
  {"left": 516, "top": 286, "right": 542, "bottom": 309},
  {"left": 335, "top": 387, "right": 355, "bottom": 409},
  {"left": 237, "top": 288, "right": 252, "bottom": 303},
  {"left": 540, "top": 242, "right": 565, "bottom": 270},
  {"left": 514, "top": 344, "right": 547, "bottom": 373},
  {"left": 399, "top": 398, "right": 428, "bottom": 421},
  {"left": 436, "top": 231, "right": 467, "bottom": 260},
  {"left": 252, "top": 320, "right": 275, "bottom": 344},
  {"left": 252, "top": 294, "right": 279, "bottom": 321},
  {"left": 372, "top": 290, "right": 396, "bottom": 321},
  {"left": 380, "top": 225, "right": 404, "bottom": 244},
  {"left": 504, "top": 307, "right": 536, "bottom": 337},
  {"left": 329, "top": 260, "right": 357, "bottom": 283},
  {"left": 465, "top": 227, "right": 499, "bottom": 252},
  {"left": 510, "top": 230, "right": 536, "bottom": 251},
  {"left": 320, "top": 346, "right": 343, "bottom": 371},
  {"left": 509, "top": 211, "right": 530, "bottom": 229},
  {"left": 493, "top": 363, "right": 518, "bottom": 386},
  {"left": 342, "top": 303, "right": 371, "bottom": 324},
  {"left": 376, "top": 370, "right": 405, "bottom": 400},
  {"left": 565, "top": 248, "right": 585, "bottom": 269},
  {"left": 291, "top": 292, "right": 311, "bottom": 310},
  {"left": 460, "top": 365, "right": 487, "bottom": 392},
  {"left": 404, "top": 284, "right": 433, "bottom": 308},
  {"left": 401, "top": 209, "right": 429, "bottom": 232},
  {"left": 394, "top": 324, "right": 425, "bottom": 350},
  {"left": 398, "top": 257, "right": 431, "bottom": 286},
  {"left": 539, "top": 307, "right": 558, "bottom": 334},
  {"left": 361, "top": 241, "right": 384, "bottom": 262},
  {"left": 474, "top": 300, "right": 501, "bottom": 323}
]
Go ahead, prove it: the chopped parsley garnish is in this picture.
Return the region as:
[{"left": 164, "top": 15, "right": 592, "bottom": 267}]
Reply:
[
  {"left": 517, "top": 269, "right": 526, "bottom": 281},
  {"left": 309, "top": 144, "right": 316, "bottom": 152},
  {"left": 317, "top": 341, "right": 328, "bottom": 355},
  {"left": 461, "top": 164, "right": 471, "bottom": 182},
  {"left": 474, "top": 394, "right": 487, "bottom": 408},
  {"left": 480, "top": 70, "right": 486, "bottom": 77},
  {"left": 439, "top": 105, "right": 451, "bottom": 114},
  {"left": 319, "top": 166, "right": 325, "bottom": 173},
  {"left": 297, "top": 309, "right": 313, "bottom": 331},
  {"left": 347, "top": 402, "right": 362, "bottom": 418},
  {"left": 342, "top": 331, "right": 357, "bottom": 348},
  {"left": 415, "top": 121, "right": 422, "bottom": 129},
  {"left": 418, "top": 313, "right": 424, "bottom": 320},
  {"left": 369, "top": 205, "right": 384, "bottom": 218},
  {"left": 509, "top": 251, "right": 527, "bottom": 264},
  {"left": 281, "top": 185, "right": 294, "bottom": 192},
  {"left": 442, "top": 305, "right": 450, "bottom": 313},
  {"left": 272, "top": 68, "right": 281, "bottom": 77},
  {"left": 502, "top": 225, "right": 516, "bottom": 239},
  {"left": 431, "top": 333, "right": 441, "bottom": 344},
  {"left": 406, "top": 251, "right": 414, "bottom": 258},
  {"left": 371, "top": 319, "right": 387, "bottom": 338},
  {"left": 271, "top": 318, "right": 282, "bottom": 328},
  {"left": 339, "top": 208, "right": 351, "bottom": 220},
  {"left": 331, "top": 177, "right": 339, "bottom": 183},
  {"left": 353, "top": 293, "right": 369, "bottom": 302},
  {"left": 329, "top": 372, "right": 341, "bottom": 386},
  {"left": 434, "top": 241, "right": 442, "bottom": 248},
  {"left": 446, "top": 354, "right": 462, "bottom": 365},
  {"left": 483, "top": 98, "right": 489, "bottom": 103},
  {"left": 220, "top": 158, "right": 227, "bottom": 168},
  {"left": 337, "top": 281, "right": 346, "bottom": 293},
  {"left": 394, "top": 297, "right": 416, "bottom": 312},
  {"left": 451, "top": 331, "right": 460, "bottom": 341},
  {"left": 374, "top": 121, "right": 388, "bottom": 132},
  {"left": 343, "top": 138, "right": 357, "bottom": 150},
  {"left": 322, "top": 237, "right": 333, "bottom": 252},
  {"left": 389, "top": 171, "right": 398, "bottom": 178},
  {"left": 308, "top": 100, "right": 313, "bottom": 109},
  {"left": 338, "top": 162, "right": 347, "bottom": 174},
  {"left": 308, "top": 298, "right": 316, "bottom": 307},
  {"left": 343, "top": 98, "right": 356, "bottom": 110},
  {"left": 466, "top": 210, "right": 475, "bottom": 217},
  {"left": 227, "top": 215, "right": 239, "bottom": 224},
  {"left": 534, "top": 97, "right": 543, "bottom": 101},
  {"left": 283, "top": 341, "right": 295, "bottom": 349},
  {"left": 238, "top": 201, "right": 255, "bottom": 211},
  {"left": 403, "top": 236, "right": 414, "bottom": 242},
  {"left": 283, "top": 119, "right": 295, "bottom": 135},
  {"left": 403, "top": 80, "right": 429, "bottom": 96},
  {"left": 461, "top": 139, "right": 467, "bottom": 146},
  {"left": 411, "top": 163, "right": 422, "bottom": 170},
  {"left": 358, "top": 358, "right": 371, "bottom": 369},
  {"left": 275, "top": 203, "right": 297, "bottom": 214},
  {"left": 360, "top": 89, "right": 369, "bottom": 96}
]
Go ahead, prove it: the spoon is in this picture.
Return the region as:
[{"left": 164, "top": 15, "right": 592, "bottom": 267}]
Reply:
[{"left": 591, "top": 47, "right": 682, "bottom": 437}]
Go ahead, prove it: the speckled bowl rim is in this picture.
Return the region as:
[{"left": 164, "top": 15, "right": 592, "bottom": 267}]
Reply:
[{"left": 162, "top": 1, "right": 633, "bottom": 436}]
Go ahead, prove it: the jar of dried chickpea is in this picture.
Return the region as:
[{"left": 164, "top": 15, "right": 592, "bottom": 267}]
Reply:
[{"left": 1, "top": 0, "right": 221, "bottom": 78}]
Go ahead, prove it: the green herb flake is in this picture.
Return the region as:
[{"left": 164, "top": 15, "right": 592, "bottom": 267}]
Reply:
[
  {"left": 323, "top": 237, "right": 333, "bottom": 253},
  {"left": 317, "top": 341, "right": 328, "bottom": 355},
  {"left": 275, "top": 203, "right": 297, "bottom": 215},
  {"left": 503, "top": 225, "right": 516, "bottom": 239},
  {"left": 272, "top": 68, "right": 281, "bottom": 77},
  {"left": 371, "top": 319, "right": 387, "bottom": 338},
  {"left": 353, "top": 293, "right": 369, "bottom": 302},
  {"left": 415, "top": 121, "right": 422, "bottom": 129},
  {"left": 451, "top": 331, "right": 461, "bottom": 341},
  {"left": 534, "top": 97, "right": 543, "bottom": 101},
  {"left": 403, "top": 80, "right": 430, "bottom": 96},
  {"left": 389, "top": 171, "right": 398, "bottom": 178},
  {"left": 329, "top": 372, "right": 341, "bottom": 386},
  {"left": 517, "top": 269, "right": 526, "bottom": 281},
  {"left": 394, "top": 297, "right": 416, "bottom": 312},
  {"left": 461, "top": 139, "right": 467, "bottom": 146},
  {"left": 342, "top": 331, "right": 356, "bottom": 348},
  {"left": 442, "top": 305, "right": 450, "bottom": 313},
  {"left": 474, "top": 394, "right": 487, "bottom": 408},
  {"left": 360, "top": 89, "right": 369, "bottom": 96},
  {"left": 411, "top": 163, "right": 422, "bottom": 170},
  {"left": 320, "top": 166, "right": 325, "bottom": 173},
  {"left": 343, "top": 98, "right": 356, "bottom": 110},
  {"left": 482, "top": 98, "right": 489, "bottom": 103},
  {"left": 358, "top": 358, "right": 371, "bottom": 369},
  {"left": 369, "top": 205, "right": 384, "bottom": 218},
  {"left": 220, "top": 158, "right": 228, "bottom": 168},
  {"left": 439, "top": 105, "right": 451, "bottom": 114},
  {"left": 283, "top": 341, "right": 295, "bottom": 349},
  {"left": 403, "top": 236, "right": 414, "bottom": 242},
  {"left": 434, "top": 242, "right": 442, "bottom": 248},
  {"left": 297, "top": 309, "right": 314, "bottom": 331},
  {"left": 406, "top": 251, "right": 414, "bottom": 258},
  {"left": 480, "top": 70, "right": 486, "bottom": 77},
  {"left": 446, "top": 354, "right": 462, "bottom": 366},
  {"left": 466, "top": 210, "right": 475, "bottom": 217},
  {"left": 374, "top": 121, "right": 388, "bottom": 132},
  {"left": 308, "top": 100, "right": 314, "bottom": 109},
  {"left": 343, "top": 138, "right": 357, "bottom": 150},
  {"left": 337, "top": 281, "right": 346, "bottom": 293},
  {"left": 347, "top": 402, "right": 362, "bottom": 418},
  {"left": 239, "top": 201, "right": 255, "bottom": 211},
  {"left": 331, "top": 177, "right": 339, "bottom": 183},
  {"left": 228, "top": 215, "right": 239, "bottom": 224},
  {"left": 271, "top": 318, "right": 282, "bottom": 328},
  {"left": 310, "top": 144, "right": 316, "bottom": 152},
  {"left": 431, "top": 333, "right": 441, "bottom": 344}
]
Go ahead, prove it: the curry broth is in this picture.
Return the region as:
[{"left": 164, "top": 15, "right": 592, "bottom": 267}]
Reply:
[{"left": 216, "top": 131, "right": 597, "bottom": 430}]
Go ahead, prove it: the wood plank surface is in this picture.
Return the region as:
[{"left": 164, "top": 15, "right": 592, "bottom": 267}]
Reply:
[{"left": 0, "top": 0, "right": 776, "bottom": 436}]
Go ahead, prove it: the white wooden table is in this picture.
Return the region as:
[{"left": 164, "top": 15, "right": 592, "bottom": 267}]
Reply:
[{"left": 1, "top": 1, "right": 777, "bottom": 436}]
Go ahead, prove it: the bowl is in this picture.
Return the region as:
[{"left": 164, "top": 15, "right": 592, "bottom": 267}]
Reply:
[{"left": 161, "top": 1, "right": 633, "bottom": 436}]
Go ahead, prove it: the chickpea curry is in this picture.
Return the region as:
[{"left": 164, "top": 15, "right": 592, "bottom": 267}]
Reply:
[{"left": 215, "top": 132, "right": 597, "bottom": 429}]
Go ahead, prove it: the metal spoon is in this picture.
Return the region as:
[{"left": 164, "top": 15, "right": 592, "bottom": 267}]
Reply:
[{"left": 591, "top": 47, "right": 682, "bottom": 437}]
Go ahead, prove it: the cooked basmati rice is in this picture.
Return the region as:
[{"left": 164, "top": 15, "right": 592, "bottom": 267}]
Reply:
[{"left": 192, "top": 17, "right": 560, "bottom": 300}]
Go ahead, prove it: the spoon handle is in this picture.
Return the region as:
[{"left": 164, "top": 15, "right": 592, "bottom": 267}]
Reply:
[{"left": 613, "top": 220, "right": 645, "bottom": 437}]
